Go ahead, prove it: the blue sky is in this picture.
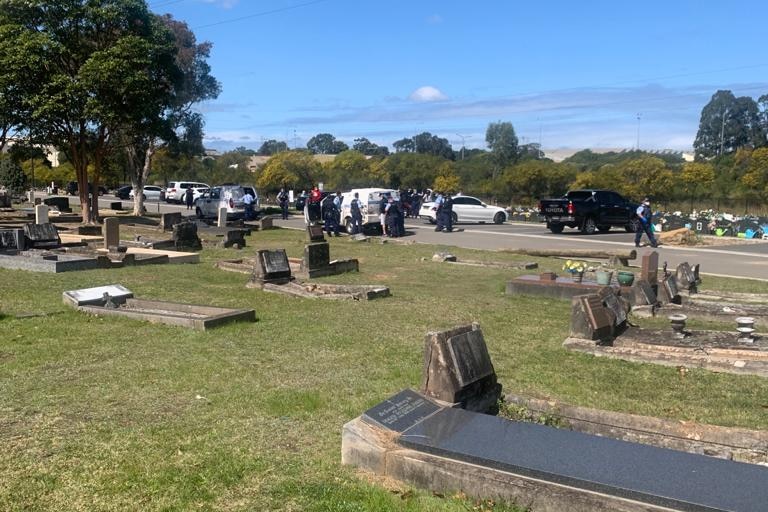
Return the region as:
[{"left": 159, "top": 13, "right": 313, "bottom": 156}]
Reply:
[{"left": 150, "top": 0, "right": 768, "bottom": 154}]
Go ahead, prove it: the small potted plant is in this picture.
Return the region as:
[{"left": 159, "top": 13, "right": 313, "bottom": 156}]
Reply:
[{"left": 562, "top": 260, "right": 587, "bottom": 283}]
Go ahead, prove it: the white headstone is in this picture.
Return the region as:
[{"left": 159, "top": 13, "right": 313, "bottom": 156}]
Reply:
[
  {"left": 35, "top": 204, "right": 49, "bottom": 224},
  {"left": 217, "top": 207, "right": 227, "bottom": 227},
  {"left": 63, "top": 284, "right": 133, "bottom": 306}
]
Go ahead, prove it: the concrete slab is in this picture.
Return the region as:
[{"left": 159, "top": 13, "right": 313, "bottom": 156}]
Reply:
[
  {"left": 63, "top": 284, "right": 134, "bottom": 306},
  {"left": 123, "top": 247, "right": 199, "bottom": 264}
]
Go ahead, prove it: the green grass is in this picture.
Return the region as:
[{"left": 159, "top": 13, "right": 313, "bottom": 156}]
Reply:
[{"left": 1, "top": 228, "right": 767, "bottom": 511}]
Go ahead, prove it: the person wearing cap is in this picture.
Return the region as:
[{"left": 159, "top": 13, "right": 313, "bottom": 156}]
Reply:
[
  {"left": 349, "top": 192, "right": 363, "bottom": 234},
  {"left": 635, "top": 197, "right": 658, "bottom": 248}
]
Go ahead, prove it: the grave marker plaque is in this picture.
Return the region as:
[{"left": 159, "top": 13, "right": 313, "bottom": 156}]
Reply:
[
  {"left": 676, "top": 262, "right": 697, "bottom": 292},
  {"left": 448, "top": 330, "right": 495, "bottom": 387},
  {"left": 160, "top": 212, "right": 182, "bottom": 231},
  {"left": 571, "top": 294, "right": 614, "bottom": 342},
  {"left": 172, "top": 221, "right": 202, "bottom": 250},
  {"left": 252, "top": 248, "right": 292, "bottom": 284},
  {"left": 598, "top": 287, "right": 627, "bottom": 327},
  {"left": 0, "top": 229, "right": 25, "bottom": 251},
  {"left": 640, "top": 251, "right": 659, "bottom": 284},
  {"left": 307, "top": 224, "right": 325, "bottom": 242},
  {"left": 660, "top": 275, "right": 681, "bottom": 304},
  {"left": 24, "top": 223, "right": 60, "bottom": 248},
  {"left": 630, "top": 278, "right": 657, "bottom": 306},
  {"left": 303, "top": 242, "right": 330, "bottom": 270},
  {"left": 362, "top": 389, "right": 441, "bottom": 433}
]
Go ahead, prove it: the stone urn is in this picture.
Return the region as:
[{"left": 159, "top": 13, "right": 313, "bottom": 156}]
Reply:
[{"left": 617, "top": 271, "right": 635, "bottom": 286}]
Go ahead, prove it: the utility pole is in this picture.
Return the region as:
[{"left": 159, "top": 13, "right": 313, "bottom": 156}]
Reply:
[
  {"left": 456, "top": 133, "right": 471, "bottom": 160},
  {"left": 636, "top": 113, "right": 641, "bottom": 150}
]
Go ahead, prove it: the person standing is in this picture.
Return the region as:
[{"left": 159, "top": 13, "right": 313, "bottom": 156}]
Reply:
[
  {"left": 634, "top": 197, "right": 658, "bottom": 248},
  {"left": 350, "top": 192, "right": 363, "bottom": 234},
  {"left": 184, "top": 187, "right": 194, "bottom": 211},
  {"left": 323, "top": 193, "right": 340, "bottom": 236},
  {"left": 441, "top": 193, "right": 454, "bottom": 232},
  {"left": 242, "top": 188, "right": 255, "bottom": 220},
  {"left": 379, "top": 193, "right": 389, "bottom": 236},
  {"left": 308, "top": 185, "right": 322, "bottom": 224},
  {"left": 432, "top": 191, "right": 445, "bottom": 232},
  {"left": 385, "top": 196, "right": 400, "bottom": 237},
  {"left": 277, "top": 187, "right": 289, "bottom": 220}
]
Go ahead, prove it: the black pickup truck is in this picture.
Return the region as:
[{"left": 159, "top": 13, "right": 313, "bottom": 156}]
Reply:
[{"left": 538, "top": 189, "right": 640, "bottom": 234}]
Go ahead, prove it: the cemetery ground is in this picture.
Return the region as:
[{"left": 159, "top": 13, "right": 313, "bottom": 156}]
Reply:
[{"left": 1, "top": 226, "right": 768, "bottom": 511}]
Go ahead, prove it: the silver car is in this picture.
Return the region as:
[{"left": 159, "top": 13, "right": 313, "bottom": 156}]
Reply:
[{"left": 195, "top": 185, "right": 248, "bottom": 220}]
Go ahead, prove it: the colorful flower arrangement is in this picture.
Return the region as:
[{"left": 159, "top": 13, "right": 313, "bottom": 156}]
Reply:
[{"left": 562, "top": 260, "right": 587, "bottom": 274}]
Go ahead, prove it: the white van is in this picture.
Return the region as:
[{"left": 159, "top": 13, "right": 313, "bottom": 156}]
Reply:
[
  {"left": 339, "top": 188, "right": 400, "bottom": 234},
  {"left": 165, "top": 181, "right": 210, "bottom": 203}
]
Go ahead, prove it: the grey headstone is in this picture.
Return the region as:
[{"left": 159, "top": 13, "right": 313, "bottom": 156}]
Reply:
[
  {"left": 362, "top": 389, "right": 441, "bottom": 433},
  {"left": 63, "top": 284, "right": 133, "bottom": 306},
  {"left": 160, "top": 212, "right": 182, "bottom": 231},
  {"left": 35, "top": 204, "right": 49, "bottom": 224},
  {"left": 24, "top": 223, "right": 60, "bottom": 248},
  {"left": 630, "top": 278, "right": 657, "bottom": 306},
  {"left": 252, "top": 248, "right": 292, "bottom": 284},
  {"left": 421, "top": 324, "right": 501, "bottom": 412},
  {"left": 172, "top": 221, "right": 202, "bottom": 251},
  {"left": 307, "top": 224, "right": 325, "bottom": 242},
  {"left": 0, "top": 229, "right": 25, "bottom": 251},
  {"left": 303, "top": 242, "right": 330, "bottom": 270},
  {"left": 660, "top": 275, "right": 681, "bottom": 304},
  {"left": 676, "top": 262, "right": 697, "bottom": 292},
  {"left": 43, "top": 196, "right": 71, "bottom": 212},
  {"left": 599, "top": 287, "right": 627, "bottom": 327},
  {"left": 641, "top": 251, "right": 659, "bottom": 284},
  {"left": 571, "top": 294, "right": 614, "bottom": 342},
  {"left": 103, "top": 217, "right": 120, "bottom": 249},
  {"left": 217, "top": 207, "right": 227, "bottom": 227}
]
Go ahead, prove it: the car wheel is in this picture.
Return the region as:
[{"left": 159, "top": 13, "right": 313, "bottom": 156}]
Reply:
[
  {"left": 597, "top": 225, "right": 611, "bottom": 233},
  {"left": 196, "top": 207, "right": 204, "bottom": 219},
  {"left": 549, "top": 223, "right": 564, "bottom": 234},
  {"left": 493, "top": 212, "right": 505, "bottom": 224},
  {"left": 581, "top": 217, "right": 597, "bottom": 234},
  {"left": 451, "top": 212, "right": 458, "bottom": 225},
  {"left": 625, "top": 219, "right": 640, "bottom": 232},
  {"left": 427, "top": 217, "right": 436, "bottom": 224}
]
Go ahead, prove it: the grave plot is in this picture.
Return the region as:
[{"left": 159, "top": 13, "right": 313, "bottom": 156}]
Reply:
[
  {"left": 299, "top": 225, "right": 358, "bottom": 278},
  {"left": 564, "top": 291, "right": 768, "bottom": 377},
  {"left": 244, "top": 248, "right": 388, "bottom": 300},
  {"left": 0, "top": 249, "right": 99, "bottom": 273},
  {"left": 428, "top": 251, "right": 538, "bottom": 270},
  {"left": 64, "top": 285, "right": 255, "bottom": 330},
  {"left": 343, "top": 325, "right": 768, "bottom": 512},
  {"left": 506, "top": 272, "right": 621, "bottom": 300}
]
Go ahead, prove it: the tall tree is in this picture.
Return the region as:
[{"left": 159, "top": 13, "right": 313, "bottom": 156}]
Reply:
[
  {"left": 256, "top": 150, "right": 322, "bottom": 193},
  {"left": 412, "top": 132, "right": 454, "bottom": 159},
  {"left": 352, "top": 137, "right": 388, "bottom": 156},
  {"left": 307, "top": 133, "right": 348, "bottom": 154},
  {"left": 485, "top": 121, "right": 519, "bottom": 178},
  {"left": 258, "top": 139, "right": 288, "bottom": 155},
  {"left": 392, "top": 137, "right": 414, "bottom": 153},
  {"left": 694, "top": 90, "right": 765, "bottom": 160}
]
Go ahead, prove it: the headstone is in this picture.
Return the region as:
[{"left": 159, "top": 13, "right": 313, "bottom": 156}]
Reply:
[
  {"left": 78, "top": 225, "right": 102, "bottom": 236},
  {"left": 630, "top": 278, "right": 657, "bottom": 306},
  {"left": 307, "top": 224, "right": 325, "bottom": 242},
  {"left": 260, "top": 217, "right": 273, "bottom": 230},
  {"left": 362, "top": 389, "right": 441, "bottom": 433},
  {"left": 217, "top": 207, "right": 227, "bottom": 227},
  {"left": 63, "top": 284, "right": 133, "bottom": 306},
  {"left": 0, "top": 190, "right": 10, "bottom": 207},
  {"left": 23, "top": 223, "right": 60, "bottom": 248},
  {"left": 43, "top": 196, "right": 71, "bottom": 212},
  {"left": 0, "top": 229, "right": 25, "bottom": 252},
  {"left": 222, "top": 229, "right": 246, "bottom": 248},
  {"left": 640, "top": 251, "right": 659, "bottom": 285},
  {"left": 160, "top": 212, "right": 182, "bottom": 231},
  {"left": 659, "top": 274, "right": 681, "bottom": 304},
  {"left": 172, "top": 221, "right": 202, "bottom": 251},
  {"left": 692, "top": 263, "right": 701, "bottom": 284},
  {"left": 109, "top": 201, "right": 122, "bottom": 211},
  {"left": 539, "top": 272, "right": 557, "bottom": 281},
  {"left": 35, "top": 204, "right": 49, "bottom": 224},
  {"left": 571, "top": 293, "right": 614, "bottom": 342},
  {"left": 421, "top": 323, "right": 501, "bottom": 413},
  {"left": 251, "top": 248, "right": 292, "bottom": 284},
  {"left": 303, "top": 242, "right": 330, "bottom": 270},
  {"left": 598, "top": 287, "right": 627, "bottom": 328},
  {"left": 676, "top": 262, "right": 697, "bottom": 292},
  {"left": 103, "top": 217, "right": 120, "bottom": 249}
]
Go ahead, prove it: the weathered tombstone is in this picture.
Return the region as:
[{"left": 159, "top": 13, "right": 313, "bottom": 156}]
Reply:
[
  {"left": 598, "top": 287, "right": 628, "bottom": 330},
  {"left": 23, "top": 223, "right": 60, "bottom": 248},
  {"left": 421, "top": 323, "right": 501, "bottom": 413},
  {"left": 303, "top": 241, "right": 330, "bottom": 270},
  {"left": 640, "top": 251, "right": 659, "bottom": 285},
  {"left": 692, "top": 263, "right": 701, "bottom": 284},
  {"left": 260, "top": 216, "right": 273, "bottom": 230},
  {"left": 109, "top": 201, "right": 122, "bottom": 211},
  {"left": 172, "top": 221, "right": 202, "bottom": 251},
  {"left": 35, "top": 204, "right": 49, "bottom": 224},
  {"left": 217, "top": 207, "right": 227, "bottom": 227},
  {"left": 571, "top": 293, "right": 614, "bottom": 342},
  {"left": 0, "top": 229, "right": 25, "bottom": 252},
  {"left": 629, "top": 278, "right": 657, "bottom": 306},
  {"left": 160, "top": 212, "right": 182, "bottom": 231},
  {"left": 103, "top": 217, "right": 120, "bottom": 249},
  {"left": 251, "top": 248, "right": 292, "bottom": 284},
  {"left": 43, "top": 196, "right": 71, "bottom": 212},
  {"left": 0, "top": 189, "right": 10, "bottom": 208},
  {"left": 222, "top": 229, "right": 246, "bottom": 248},
  {"left": 659, "top": 274, "right": 681, "bottom": 304},
  {"left": 307, "top": 224, "right": 325, "bottom": 242},
  {"left": 676, "top": 262, "right": 697, "bottom": 292}
]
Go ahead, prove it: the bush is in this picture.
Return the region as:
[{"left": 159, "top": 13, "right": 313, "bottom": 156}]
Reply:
[{"left": 0, "top": 157, "right": 27, "bottom": 194}]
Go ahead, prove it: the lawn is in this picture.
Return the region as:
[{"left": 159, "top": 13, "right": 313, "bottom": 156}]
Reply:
[{"left": 1, "top": 227, "right": 767, "bottom": 511}]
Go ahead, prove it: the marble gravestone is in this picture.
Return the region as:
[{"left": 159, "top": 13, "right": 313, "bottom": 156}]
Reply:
[
  {"left": 421, "top": 323, "right": 501, "bottom": 413},
  {"left": 307, "top": 224, "right": 325, "bottom": 242},
  {"left": 571, "top": 293, "right": 614, "bottom": 342},
  {"left": 676, "top": 262, "right": 697, "bottom": 292}
]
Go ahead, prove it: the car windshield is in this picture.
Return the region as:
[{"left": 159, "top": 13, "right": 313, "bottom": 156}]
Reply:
[{"left": 565, "top": 191, "right": 595, "bottom": 201}]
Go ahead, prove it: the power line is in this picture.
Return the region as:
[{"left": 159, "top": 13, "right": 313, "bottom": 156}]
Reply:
[
  {"left": 149, "top": 0, "right": 188, "bottom": 8},
  {"left": 193, "top": 0, "right": 334, "bottom": 30}
]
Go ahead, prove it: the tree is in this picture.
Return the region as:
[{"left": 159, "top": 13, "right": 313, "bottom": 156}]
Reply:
[
  {"left": 256, "top": 151, "right": 322, "bottom": 193},
  {"left": 433, "top": 162, "right": 460, "bottom": 193},
  {"left": 0, "top": 156, "right": 26, "bottom": 194},
  {"left": 412, "top": 132, "right": 454, "bottom": 159},
  {"left": 694, "top": 90, "right": 765, "bottom": 160},
  {"left": 352, "top": 137, "right": 388, "bottom": 156},
  {"left": 741, "top": 147, "right": 768, "bottom": 203},
  {"left": 370, "top": 153, "right": 446, "bottom": 190},
  {"left": 307, "top": 133, "right": 348, "bottom": 154},
  {"left": 485, "top": 121, "right": 519, "bottom": 178},
  {"left": 323, "top": 150, "right": 371, "bottom": 190},
  {"left": 680, "top": 161, "right": 715, "bottom": 209},
  {"left": 392, "top": 137, "right": 414, "bottom": 153},
  {"left": 258, "top": 139, "right": 288, "bottom": 155}
]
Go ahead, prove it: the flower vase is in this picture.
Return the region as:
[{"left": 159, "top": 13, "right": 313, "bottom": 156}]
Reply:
[{"left": 571, "top": 271, "right": 584, "bottom": 283}]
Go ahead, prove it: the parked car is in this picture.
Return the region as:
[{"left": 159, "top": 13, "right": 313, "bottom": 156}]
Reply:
[
  {"left": 115, "top": 185, "right": 132, "bottom": 200},
  {"left": 165, "top": 181, "right": 211, "bottom": 203},
  {"left": 66, "top": 181, "right": 107, "bottom": 196},
  {"left": 420, "top": 195, "right": 507, "bottom": 225},
  {"left": 339, "top": 188, "right": 400, "bottom": 234},
  {"left": 129, "top": 185, "right": 165, "bottom": 201},
  {"left": 195, "top": 185, "right": 250, "bottom": 220},
  {"left": 538, "top": 189, "right": 640, "bottom": 234}
]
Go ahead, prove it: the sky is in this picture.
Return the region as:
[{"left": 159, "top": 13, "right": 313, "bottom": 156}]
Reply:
[{"left": 149, "top": 0, "right": 768, "bottom": 154}]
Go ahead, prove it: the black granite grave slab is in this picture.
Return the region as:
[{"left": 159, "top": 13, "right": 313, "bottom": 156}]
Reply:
[
  {"left": 262, "top": 249, "right": 291, "bottom": 277},
  {"left": 0, "top": 229, "right": 25, "bottom": 251},
  {"left": 24, "top": 223, "right": 60, "bottom": 248},
  {"left": 398, "top": 406, "right": 768, "bottom": 512},
  {"left": 362, "top": 389, "right": 441, "bottom": 433}
]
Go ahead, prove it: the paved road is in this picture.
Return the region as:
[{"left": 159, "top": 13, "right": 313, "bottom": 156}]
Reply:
[{"left": 64, "top": 195, "right": 768, "bottom": 281}]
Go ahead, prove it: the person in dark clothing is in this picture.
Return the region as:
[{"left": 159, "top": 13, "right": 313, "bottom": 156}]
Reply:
[
  {"left": 277, "top": 187, "right": 289, "bottom": 220},
  {"left": 350, "top": 192, "right": 363, "bottom": 234},
  {"left": 440, "top": 194, "right": 454, "bottom": 232},
  {"left": 323, "top": 194, "right": 340, "bottom": 236},
  {"left": 185, "top": 187, "right": 194, "bottom": 210},
  {"left": 307, "top": 185, "right": 322, "bottom": 224},
  {"left": 634, "top": 197, "right": 658, "bottom": 247},
  {"left": 384, "top": 197, "right": 400, "bottom": 237}
]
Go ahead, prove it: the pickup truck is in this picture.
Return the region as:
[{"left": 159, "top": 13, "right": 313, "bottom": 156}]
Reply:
[{"left": 538, "top": 189, "right": 640, "bottom": 234}]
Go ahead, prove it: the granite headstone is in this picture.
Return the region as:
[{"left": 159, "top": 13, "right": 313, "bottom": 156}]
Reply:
[
  {"left": 24, "top": 223, "right": 60, "bottom": 248},
  {"left": 640, "top": 251, "right": 659, "bottom": 285},
  {"left": 571, "top": 294, "right": 614, "bottom": 342}
]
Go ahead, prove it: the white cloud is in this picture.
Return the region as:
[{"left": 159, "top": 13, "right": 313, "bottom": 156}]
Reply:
[
  {"left": 426, "top": 14, "right": 443, "bottom": 24},
  {"left": 409, "top": 86, "right": 448, "bottom": 103},
  {"left": 201, "top": 0, "right": 239, "bottom": 9}
]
